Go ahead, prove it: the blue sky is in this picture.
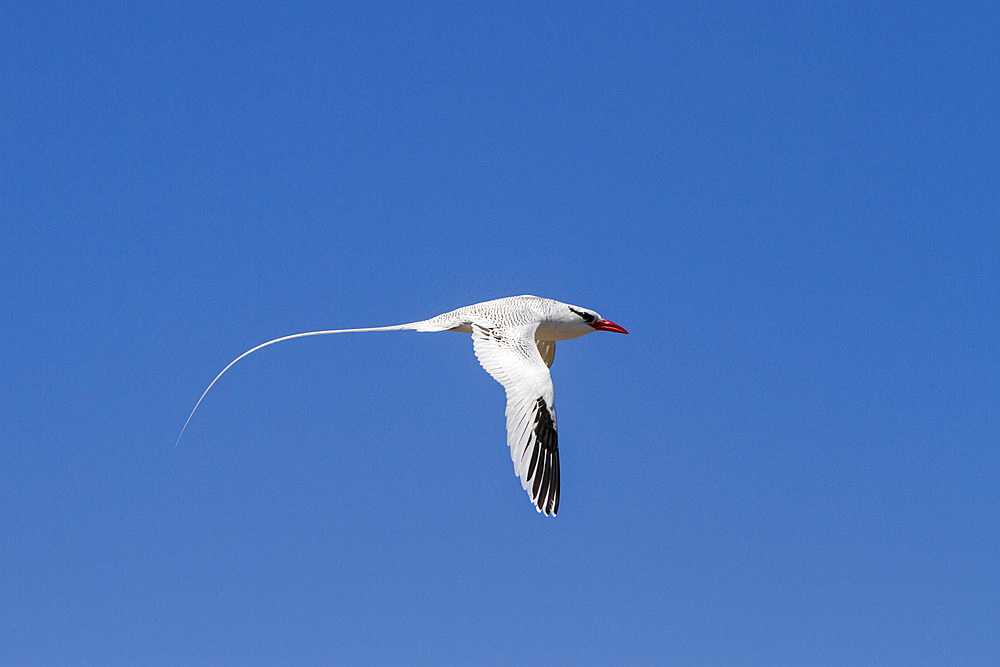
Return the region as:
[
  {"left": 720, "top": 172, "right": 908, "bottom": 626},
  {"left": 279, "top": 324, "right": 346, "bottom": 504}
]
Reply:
[{"left": 2, "top": 2, "right": 998, "bottom": 663}]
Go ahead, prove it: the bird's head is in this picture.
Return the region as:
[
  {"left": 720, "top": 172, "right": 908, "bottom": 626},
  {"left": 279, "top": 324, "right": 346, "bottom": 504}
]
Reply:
[{"left": 567, "top": 306, "right": 629, "bottom": 335}]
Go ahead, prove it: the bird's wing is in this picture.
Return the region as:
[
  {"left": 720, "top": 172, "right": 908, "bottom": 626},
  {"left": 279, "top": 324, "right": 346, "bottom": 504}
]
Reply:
[
  {"left": 471, "top": 323, "right": 560, "bottom": 515},
  {"left": 535, "top": 339, "right": 556, "bottom": 368}
]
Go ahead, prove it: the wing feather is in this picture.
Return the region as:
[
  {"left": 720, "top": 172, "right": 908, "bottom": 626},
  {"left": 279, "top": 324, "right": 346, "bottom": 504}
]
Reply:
[{"left": 536, "top": 340, "right": 556, "bottom": 368}]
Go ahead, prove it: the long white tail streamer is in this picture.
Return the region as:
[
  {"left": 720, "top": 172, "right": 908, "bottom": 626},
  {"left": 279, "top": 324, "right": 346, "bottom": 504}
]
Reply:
[{"left": 175, "top": 323, "right": 423, "bottom": 448}]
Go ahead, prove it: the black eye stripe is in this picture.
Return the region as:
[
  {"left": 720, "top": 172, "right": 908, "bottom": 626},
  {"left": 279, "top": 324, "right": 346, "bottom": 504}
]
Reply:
[{"left": 569, "top": 307, "right": 595, "bottom": 323}]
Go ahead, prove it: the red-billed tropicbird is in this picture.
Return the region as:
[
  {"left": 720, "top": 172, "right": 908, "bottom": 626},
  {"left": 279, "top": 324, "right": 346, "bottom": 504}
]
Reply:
[{"left": 177, "top": 295, "right": 628, "bottom": 515}]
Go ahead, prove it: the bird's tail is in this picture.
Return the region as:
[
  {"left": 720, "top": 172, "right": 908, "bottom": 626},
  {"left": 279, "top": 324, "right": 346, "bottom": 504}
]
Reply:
[{"left": 175, "top": 320, "right": 439, "bottom": 447}]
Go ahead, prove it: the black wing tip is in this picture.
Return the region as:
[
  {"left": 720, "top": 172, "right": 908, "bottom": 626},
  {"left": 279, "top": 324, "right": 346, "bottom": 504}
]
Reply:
[{"left": 530, "top": 397, "right": 559, "bottom": 517}]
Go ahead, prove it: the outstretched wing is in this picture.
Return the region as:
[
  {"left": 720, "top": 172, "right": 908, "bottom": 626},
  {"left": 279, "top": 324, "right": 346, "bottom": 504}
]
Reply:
[{"left": 471, "top": 323, "right": 560, "bottom": 516}]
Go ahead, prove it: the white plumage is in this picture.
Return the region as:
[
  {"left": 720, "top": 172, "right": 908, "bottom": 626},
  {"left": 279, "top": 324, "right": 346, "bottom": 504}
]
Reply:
[{"left": 177, "top": 295, "right": 628, "bottom": 515}]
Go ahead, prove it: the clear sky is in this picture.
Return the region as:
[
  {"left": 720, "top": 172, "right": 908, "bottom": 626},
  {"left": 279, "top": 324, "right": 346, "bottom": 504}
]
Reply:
[{"left": 2, "top": 2, "right": 998, "bottom": 664}]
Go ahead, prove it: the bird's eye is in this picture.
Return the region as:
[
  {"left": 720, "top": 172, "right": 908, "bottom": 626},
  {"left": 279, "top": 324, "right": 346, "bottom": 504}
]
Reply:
[{"left": 569, "top": 307, "right": 595, "bottom": 323}]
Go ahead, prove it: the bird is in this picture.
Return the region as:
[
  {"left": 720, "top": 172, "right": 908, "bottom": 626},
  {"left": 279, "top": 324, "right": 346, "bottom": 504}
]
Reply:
[{"left": 177, "top": 295, "right": 628, "bottom": 515}]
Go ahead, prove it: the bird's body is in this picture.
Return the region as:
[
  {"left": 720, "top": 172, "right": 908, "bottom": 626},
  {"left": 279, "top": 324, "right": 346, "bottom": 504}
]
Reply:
[{"left": 177, "top": 295, "right": 628, "bottom": 515}]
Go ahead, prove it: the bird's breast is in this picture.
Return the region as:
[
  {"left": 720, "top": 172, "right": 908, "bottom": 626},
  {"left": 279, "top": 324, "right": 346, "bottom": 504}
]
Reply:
[{"left": 535, "top": 321, "right": 589, "bottom": 341}]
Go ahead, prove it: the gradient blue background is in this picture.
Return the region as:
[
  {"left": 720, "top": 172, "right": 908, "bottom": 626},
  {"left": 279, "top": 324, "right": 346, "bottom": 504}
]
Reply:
[{"left": 3, "top": 3, "right": 998, "bottom": 663}]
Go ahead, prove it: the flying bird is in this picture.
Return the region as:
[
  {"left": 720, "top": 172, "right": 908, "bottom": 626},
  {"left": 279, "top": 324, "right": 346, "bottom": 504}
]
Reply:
[{"left": 177, "top": 295, "right": 628, "bottom": 515}]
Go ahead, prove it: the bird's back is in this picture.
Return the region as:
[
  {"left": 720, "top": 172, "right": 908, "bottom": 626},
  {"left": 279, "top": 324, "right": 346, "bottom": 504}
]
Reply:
[{"left": 422, "top": 295, "right": 555, "bottom": 332}]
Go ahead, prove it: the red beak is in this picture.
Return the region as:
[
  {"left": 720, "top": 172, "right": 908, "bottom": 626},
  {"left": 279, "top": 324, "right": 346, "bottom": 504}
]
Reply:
[{"left": 590, "top": 319, "right": 628, "bottom": 334}]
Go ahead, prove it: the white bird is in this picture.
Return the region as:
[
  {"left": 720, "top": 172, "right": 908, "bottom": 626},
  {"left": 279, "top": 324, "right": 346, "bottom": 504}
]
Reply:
[{"left": 177, "top": 295, "right": 628, "bottom": 515}]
